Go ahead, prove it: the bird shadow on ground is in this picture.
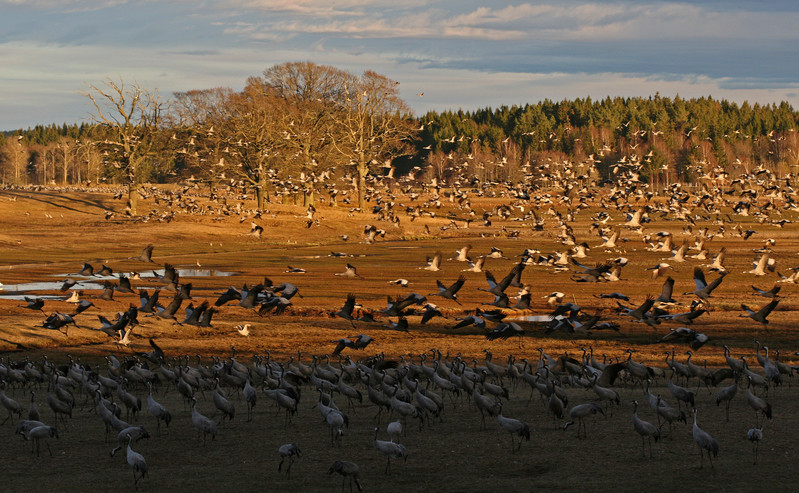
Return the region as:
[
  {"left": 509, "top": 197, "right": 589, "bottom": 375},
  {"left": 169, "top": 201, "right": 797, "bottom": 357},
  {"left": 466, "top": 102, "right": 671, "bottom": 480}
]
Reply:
[{"left": 1, "top": 190, "right": 110, "bottom": 215}]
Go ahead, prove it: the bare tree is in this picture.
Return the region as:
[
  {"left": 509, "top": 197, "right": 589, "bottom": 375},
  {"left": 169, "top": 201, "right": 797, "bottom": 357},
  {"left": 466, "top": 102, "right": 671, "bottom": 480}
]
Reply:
[
  {"left": 0, "top": 134, "right": 28, "bottom": 185},
  {"left": 328, "top": 70, "right": 417, "bottom": 210},
  {"left": 262, "top": 62, "right": 346, "bottom": 201},
  {"left": 172, "top": 87, "right": 235, "bottom": 186},
  {"left": 83, "top": 78, "right": 164, "bottom": 214},
  {"left": 171, "top": 65, "right": 416, "bottom": 210}
]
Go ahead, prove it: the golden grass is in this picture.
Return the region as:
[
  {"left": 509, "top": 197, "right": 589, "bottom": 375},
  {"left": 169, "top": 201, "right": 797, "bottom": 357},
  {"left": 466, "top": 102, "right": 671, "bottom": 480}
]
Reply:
[
  {"left": 1, "top": 186, "right": 797, "bottom": 367},
  {"left": 1, "top": 186, "right": 799, "bottom": 491}
]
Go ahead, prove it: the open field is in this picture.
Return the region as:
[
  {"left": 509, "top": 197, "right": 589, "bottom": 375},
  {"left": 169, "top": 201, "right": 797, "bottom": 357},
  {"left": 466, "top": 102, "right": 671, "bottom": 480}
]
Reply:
[{"left": 1, "top": 185, "right": 799, "bottom": 491}]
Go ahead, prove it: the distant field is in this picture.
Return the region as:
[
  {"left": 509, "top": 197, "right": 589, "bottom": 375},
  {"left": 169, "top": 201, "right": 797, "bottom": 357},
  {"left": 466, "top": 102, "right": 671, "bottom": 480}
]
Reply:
[{"left": 0, "top": 186, "right": 798, "bottom": 491}]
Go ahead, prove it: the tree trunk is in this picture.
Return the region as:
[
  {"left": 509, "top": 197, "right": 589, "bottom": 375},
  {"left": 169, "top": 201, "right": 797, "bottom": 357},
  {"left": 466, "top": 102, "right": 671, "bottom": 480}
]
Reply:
[
  {"left": 304, "top": 190, "right": 315, "bottom": 207},
  {"left": 128, "top": 184, "right": 138, "bottom": 215},
  {"left": 357, "top": 162, "right": 367, "bottom": 211},
  {"left": 62, "top": 146, "right": 69, "bottom": 185},
  {"left": 255, "top": 185, "right": 265, "bottom": 210}
]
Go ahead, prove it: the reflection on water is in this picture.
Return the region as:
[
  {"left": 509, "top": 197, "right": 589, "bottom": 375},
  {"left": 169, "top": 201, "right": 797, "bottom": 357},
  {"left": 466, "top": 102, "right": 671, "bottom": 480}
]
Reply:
[
  {"left": 0, "top": 293, "right": 68, "bottom": 301},
  {"left": 0, "top": 267, "right": 239, "bottom": 297},
  {"left": 0, "top": 268, "right": 238, "bottom": 300},
  {"left": 1, "top": 281, "right": 106, "bottom": 292},
  {"left": 151, "top": 268, "right": 238, "bottom": 277},
  {"left": 52, "top": 268, "right": 238, "bottom": 279}
]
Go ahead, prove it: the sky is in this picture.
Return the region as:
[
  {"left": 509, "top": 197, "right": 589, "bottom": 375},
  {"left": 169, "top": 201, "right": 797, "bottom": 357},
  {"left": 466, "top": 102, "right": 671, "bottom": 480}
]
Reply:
[{"left": 2, "top": 0, "right": 799, "bottom": 131}]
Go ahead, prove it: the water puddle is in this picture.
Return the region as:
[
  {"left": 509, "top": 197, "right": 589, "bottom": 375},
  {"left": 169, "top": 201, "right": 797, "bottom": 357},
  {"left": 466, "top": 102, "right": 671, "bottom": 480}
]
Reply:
[
  {"left": 0, "top": 268, "right": 238, "bottom": 297},
  {"left": 1, "top": 281, "right": 106, "bottom": 292},
  {"left": 51, "top": 268, "right": 239, "bottom": 279},
  {"left": 0, "top": 293, "right": 69, "bottom": 301}
]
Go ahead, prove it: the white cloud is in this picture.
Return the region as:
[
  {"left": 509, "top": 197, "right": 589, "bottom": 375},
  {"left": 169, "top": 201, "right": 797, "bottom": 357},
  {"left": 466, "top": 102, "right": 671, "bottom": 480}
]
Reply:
[{"left": 2, "top": 1, "right": 799, "bottom": 129}]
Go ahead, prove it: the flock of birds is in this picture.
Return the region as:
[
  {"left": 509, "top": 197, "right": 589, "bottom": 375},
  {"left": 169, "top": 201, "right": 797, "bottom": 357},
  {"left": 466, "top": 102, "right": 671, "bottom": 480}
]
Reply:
[
  {"left": 0, "top": 337, "right": 791, "bottom": 489},
  {"left": 4, "top": 147, "right": 799, "bottom": 488}
]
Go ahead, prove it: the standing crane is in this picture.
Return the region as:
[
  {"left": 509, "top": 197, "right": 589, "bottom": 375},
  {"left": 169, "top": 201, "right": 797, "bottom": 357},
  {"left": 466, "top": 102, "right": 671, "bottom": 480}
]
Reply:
[
  {"left": 328, "top": 460, "right": 363, "bottom": 492},
  {"left": 563, "top": 402, "right": 604, "bottom": 438},
  {"left": 632, "top": 400, "right": 659, "bottom": 457},
  {"left": 190, "top": 397, "right": 217, "bottom": 444},
  {"left": 373, "top": 427, "right": 408, "bottom": 475},
  {"left": 747, "top": 427, "right": 763, "bottom": 465},
  {"left": 277, "top": 443, "right": 301, "bottom": 478},
  {"left": 692, "top": 408, "right": 718, "bottom": 469},
  {"left": 496, "top": 402, "right": 530, "bottom": 451},
  {"left": 715, "top": 379, "right": 738, "bottom": 422},
  {"left": 146, "top": 382, "right": 171, "bottom": 435},
  {"left": 125, "top": 433, "right": 148, "bottom": 486}
]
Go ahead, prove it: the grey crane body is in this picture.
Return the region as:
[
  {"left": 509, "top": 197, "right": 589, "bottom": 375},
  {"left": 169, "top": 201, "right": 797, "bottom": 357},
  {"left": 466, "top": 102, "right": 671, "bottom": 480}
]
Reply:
[
  {"left": 668, "top": 374, "right": 695, "bottom": 409},
  {"left": 190, "top": 397, "right": 217, "bottom": 444},
  {"left": 472, "top": 389, "right": 500, "bottom": 429},
  {"left": 28, "top": 391, "right": 40, "bottom": 421},
  {"left": 147, "top": 383, "right": 171, "bottom": 434},
  {"left": 590, "top": 375, "right": 620, "bottom": 413},
  {"left": 265, "top": 387, "right": 298, "bottom": 424},
  {"left": 653, "top": 395, "right": 686, "bottom": 432},
  {"left": 761, "top": 347, "right": 781, "bottom": 386},
  {"left": 414, "top": 387, "right": 441, "bottom": 419},
  {"left": 387, "top": 420, "right": 403, "bottom": 442},
  {"left": 278, "top": 443, "right": 301, "bottom": 478},
  {"left": 96, "top": 392, "right": 130, "bottom": 439},
  {"left": 632, "top": 400, "right": 660, "bottom": 457},
  {"left": 327, "top": 408, "right": 346, "bottom": 446},
  {"left": 745, "top": 386, "right": 772, "bottom": 426},
  {"left": 116, "top": 382, "right": 141, "bottom": 422},
  {"left": 715, "top": 380, "right": 738, "bottom": 422},
  {"left": 16, "top": 419, "right": 46, "bottom": 438},
  {"left": 243, "top": 378, "right": 257, "bottom": 421},
  {"left": 747, "top": 427, "right": 763, "bottom": 464},
  {"left": 111, "top": 425, "right": 149, "bottom": 457},
  {"left": 46, "top": 392, "right": 72, "bottom": 427},
  {"left": 390, "top": 393, "right": 422, "bottom": 429},
  {"left": 563, "top": 402, "right": 604, "bottom": 438},
  {"left": 212, "top": 385, "right": 235, "bottom": 423},
  {"left": 692, "top": 409, "right": 718, "bottom": 469},
  {"left": 496, "top": 402, "right": 530, "bottom": 450},
  {"left": 328, "top": 460, "right": 363, "bottom": 492},
  {"left": 336, "top": 376, "right": 362, "bottom": 411},
  {"left": 373, "top": 427, "right": 408, "bottom": 475},
  {"left": 741, "top": 357, "right": 768, "bottom": 392},
  {"left": 126, "top": 434, "right": 148, "bottom": 485},
  {"left": 0, "top": 387, "right": 23, "bottom": 424},
  {"left": 27, "top": 425, "right": 58, "bottom": 456}
]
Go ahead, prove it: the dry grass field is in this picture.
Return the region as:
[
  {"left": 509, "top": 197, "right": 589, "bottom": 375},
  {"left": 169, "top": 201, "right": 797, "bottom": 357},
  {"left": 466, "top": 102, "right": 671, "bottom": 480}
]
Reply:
[{"left": 1, "top": 185, "right": 799, "bottom": 492}]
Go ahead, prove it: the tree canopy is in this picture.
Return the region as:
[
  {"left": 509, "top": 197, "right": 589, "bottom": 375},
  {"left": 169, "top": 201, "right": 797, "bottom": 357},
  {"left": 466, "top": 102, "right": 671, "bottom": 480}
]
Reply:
[{"left": 2, "top": 67, "right": 799, "bottom": 205}]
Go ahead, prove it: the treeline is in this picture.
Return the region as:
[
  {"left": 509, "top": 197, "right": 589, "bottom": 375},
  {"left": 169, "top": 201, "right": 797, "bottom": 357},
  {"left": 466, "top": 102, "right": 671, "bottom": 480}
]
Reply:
[
  {"left": 3, "top": 78, "right": 799, "bottom": 194},
  {"left": 418, "top": 95, "right": 799, "bottom": 184}
]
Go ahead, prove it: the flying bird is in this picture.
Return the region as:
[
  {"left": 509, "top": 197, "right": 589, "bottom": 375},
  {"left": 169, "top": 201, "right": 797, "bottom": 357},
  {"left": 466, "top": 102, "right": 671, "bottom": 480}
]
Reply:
[
  {"left": 751, "top": 285, "right": 780, "bottom": 298},
  {"left": 450, "top": 314, "right": 486, "bottom": 330},
  {"left": 235, "top": 324, "right": 251, "bottom": 337},
  {"left": 332, "top": 294, "right": 358, "bottom": 326},
  {"left": 684, "top": 267, "right": 726, "bottom": 300},
  {"left": 430, "top": 276, "right": 466, "bottom": 305},
  {"left": 647, "top": 263, "right": 674, "bottom": 279},
  {"left": 741, "top": 299, "right": 779, "bottom": 325},
  {"left": 136, "top": 244, "right": 155, "bottom": 263},
  {"left": 19, "top": 297, "right": 45, "bottom": 312},
  {"left": 335, "top": 263, "right": 362, "bottom": 279},
  {"left": 421, "top": 252, "right": 442, "bottom": 271},
  {"left": 657, "top": 327, "right": 709, "bottom": 350}
]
